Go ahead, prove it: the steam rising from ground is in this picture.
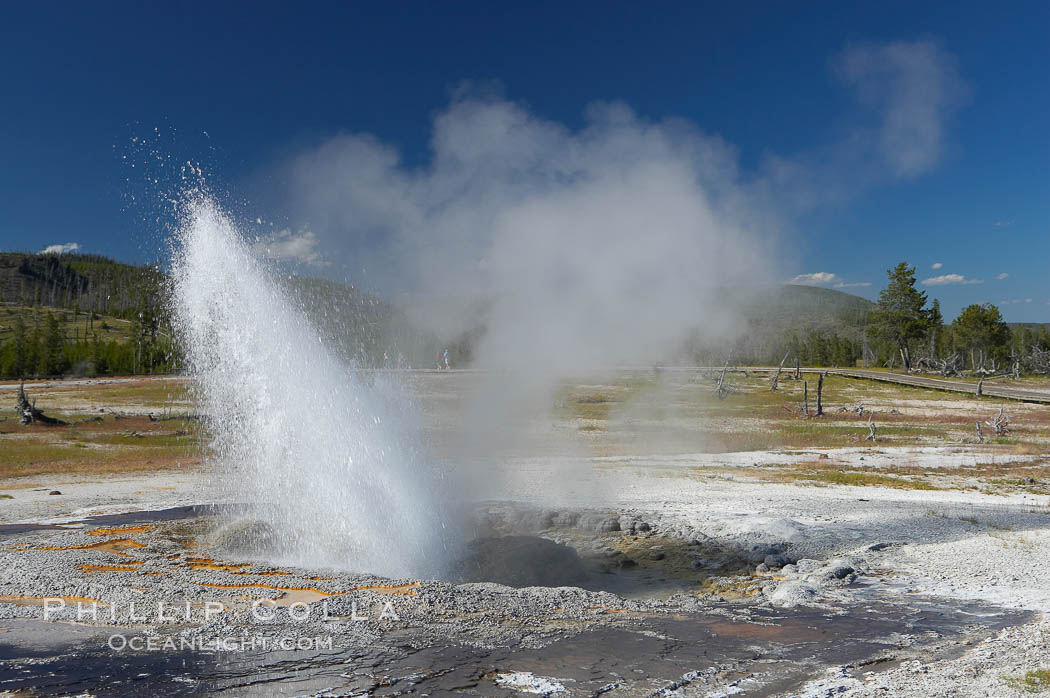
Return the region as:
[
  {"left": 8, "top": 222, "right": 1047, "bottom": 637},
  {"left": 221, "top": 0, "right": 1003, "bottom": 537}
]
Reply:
[
  {"left": 291, "top": 100, "right": 766, "bottom": 372},
  {"left": 285, "top": 41, "right": 964, "bottom": 376},
  {"left": 170, "top": 198, "right": 452, "bottom": 578}
]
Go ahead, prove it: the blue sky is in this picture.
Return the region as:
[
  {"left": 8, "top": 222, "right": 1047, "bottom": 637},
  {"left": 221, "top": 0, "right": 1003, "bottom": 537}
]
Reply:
[{"left": 0, "top": 1, "right": 1046, "bottom": 321}]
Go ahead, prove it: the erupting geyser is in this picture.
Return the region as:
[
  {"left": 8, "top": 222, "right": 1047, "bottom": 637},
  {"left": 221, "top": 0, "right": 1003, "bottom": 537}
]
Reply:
[{"left": 170, "top": 196, "right": 452, "bottom": 578}]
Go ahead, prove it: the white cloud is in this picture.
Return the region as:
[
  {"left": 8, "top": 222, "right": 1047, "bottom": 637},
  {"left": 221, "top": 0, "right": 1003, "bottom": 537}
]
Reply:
[
  {"left": 39, "top": 242, "right": 80, "bottom": 255},
  {"left": 835, "top": 40, "right": 968, "bottom": 177},
  {"left": 994, "top": 219, "right": 1015, "bottom": 227},
  {"left": 791, "top": 272, "right": 838, "bottom": 286},
  {"left": 923, "top": 274, "right": 983, "bottom": 286},
  {"left": 252, "top": 229, "right": 326, "bottom": 266},
  {"left": 931, "top": 262, "right": 943, "bottom": 269},
  {"left": 996, "top": 272, "right": 1009, "bottom": 280},
  {"left": 833, "top": 281, "right": 872, "bottom": 288},
  {"left": 1026, "top": 298, "right": 1032, "bottom": 303}
]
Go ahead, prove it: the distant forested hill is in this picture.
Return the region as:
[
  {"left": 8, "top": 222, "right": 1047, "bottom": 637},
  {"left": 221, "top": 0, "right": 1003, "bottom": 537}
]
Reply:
[
  {"left": 281, "top": 275, "right": 439, "bottom": 368},
  {"left": 681, "top": 284, "right": 875, "bottom": 367},
  {"left": 0, "top": 252, "right": 172, "bottom": 377},
  {"left": 0, "top": 252, "right": 438, "bottom": 377},
  {"left": 2, "top": 250, "right": 941, "bottom": 375},
  {"left": 0, "top": 252, "right": 164, "bottom": 319}
]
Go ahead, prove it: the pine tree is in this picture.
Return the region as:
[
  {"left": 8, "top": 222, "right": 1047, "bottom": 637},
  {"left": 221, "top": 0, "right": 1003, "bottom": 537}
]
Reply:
[
  {"left": 867, "top": 262, "right": 928, "bottom": 371},
  {"left": 953, "top": 303, "right": 1011, "bottom": 371},
  {"left": 927, "top": 298, "right": 943, "bottom": 359},
  {"left": 12, "top": 313, "right": 26, "bottom": 378},
  {"left": 44, "top": 313, "right": 65, "bottom": 376}
]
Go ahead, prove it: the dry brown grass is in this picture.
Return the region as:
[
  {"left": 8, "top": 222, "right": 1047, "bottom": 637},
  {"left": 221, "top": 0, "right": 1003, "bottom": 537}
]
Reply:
[{"left": 0, "top": 414, "right": 202, "bottom": 479}]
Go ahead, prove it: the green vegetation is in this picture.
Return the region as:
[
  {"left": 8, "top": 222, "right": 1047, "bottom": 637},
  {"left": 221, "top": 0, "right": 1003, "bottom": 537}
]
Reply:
[
  {"left": 0, "top": 251, "right": 445, "bottom": 377},
  {"left": 867, "top": 262, "right": 930, "bottom": 371},
  {"left": 0, "top": 252, "right": 173, "bottom": 378},
  {"left": 2, "top": 250, "right": 1047, "bottom": 378},
  {"left": 954, "top": 302, "right": 1011, "bottom": 370},
  {"left": 767, "top": 466, "right": 940, "bottom": 490},
  {"left": 1005, "top": 668, "right": 1050, "bottom": 693}
]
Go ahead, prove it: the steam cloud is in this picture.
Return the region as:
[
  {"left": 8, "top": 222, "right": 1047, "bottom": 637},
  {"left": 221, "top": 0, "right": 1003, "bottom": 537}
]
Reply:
[
  {"left": 288, "top": 99, "right": 770, "bottom": 372},
  {"left": 281, "top": 39, "right": 965, "bottom": 377}
]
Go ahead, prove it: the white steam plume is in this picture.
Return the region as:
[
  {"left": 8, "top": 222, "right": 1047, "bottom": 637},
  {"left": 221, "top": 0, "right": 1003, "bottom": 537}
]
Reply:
[{"left": 290, "top": 98, "right": 769, "bottom": 372}]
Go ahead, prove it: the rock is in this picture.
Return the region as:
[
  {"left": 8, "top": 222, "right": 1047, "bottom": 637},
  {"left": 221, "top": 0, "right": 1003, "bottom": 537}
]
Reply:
[
  {"left": 763, "top": 553, "right": 793, "bottom": 569},
  {"left": 513, "top": 509, "right": 555, "bottom": 532},
  {"left": 794, "top": 558, "right": 821, "bottom": 574},
  {"left": 866, "top": 542, "right": 897, "bottom": 552},
  {"left": 755, "top": 563, "right": 770, "bottom": 573},
  {"left": 768, "top": 580, "right": 819, "bottom": 608},
  {"left": 551, "top": 511, "right": 579, "bottom": 528},
  {"left": 205, "top": 519, "right": 280, "bottom": 554},
  {"left": 578, "top": 514, "right": 620, "bottom": 533},
  {"left": 824, "top": 565, "right": 855, "bottom": 581},
  {"left": 648, "top": 549, "right": 665, "bottom": 561},
  {"left": 819, "top": 453, "right": 830, "bottom": 459},
  {"left": 747, "top": 544, "right": 778, "bottom": 562},
  {"left": 619, "top": 558, "right": 637, "bottom": 569},
  {"left": 690, "top": 560, "right": 704, "bottom": 570},
  {"left": 635, "top": 521, "right": 651, "bottom": 532},
  {"left": 48, "top": 490, "right": 61, "bottom": 496}
]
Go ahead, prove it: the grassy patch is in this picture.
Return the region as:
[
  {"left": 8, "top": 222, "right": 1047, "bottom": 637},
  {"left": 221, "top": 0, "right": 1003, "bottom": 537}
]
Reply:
[
  {"left": 759, "top": 464, "right": 940, "bottom": 490},
  {"left": 0, "top": 415, "right": 202, "bottom": 479},
  {"left": 1004, "top": 667, "right": 1050, "bottom": 689}
]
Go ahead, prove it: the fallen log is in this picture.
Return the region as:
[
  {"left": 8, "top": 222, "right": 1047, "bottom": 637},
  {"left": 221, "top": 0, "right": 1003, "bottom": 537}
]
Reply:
[
  {"left": 148, "top": 413, "right": 202, "bottom": 422},
  {"left": 16, "top": 381, "right": 69, "bottom": 427}
]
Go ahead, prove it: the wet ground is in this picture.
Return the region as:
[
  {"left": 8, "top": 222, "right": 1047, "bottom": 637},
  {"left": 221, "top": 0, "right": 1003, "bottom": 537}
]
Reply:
[
  {"left": 0, "top": 597, "right": 1030, "bottom": 696},
  {"left": 0, "top": 506, "right": 1036, "bottom": 697}
]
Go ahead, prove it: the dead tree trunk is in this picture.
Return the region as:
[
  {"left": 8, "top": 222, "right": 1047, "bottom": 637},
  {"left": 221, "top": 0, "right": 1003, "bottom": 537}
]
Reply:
[
  {"left": 816, "top": 372, "right": 825, "bottom": 417},
  {"left": 986, "top": 407, "right": 1010, "bottom": 436},
  {"left": 794, "top": 357, "right": 800, "bottom": 381},
  {"left": 976, "top": 377, "right": 984, "bottom": 398},
  {"left": 864, "top": 419, "right": 877, "bottom": 442},
  {"left": 802, "top": 381, "right": 809, "bottom": 417},
  {"left": 16, "top": 381, "right": 68, "bottom": 427},
  {"left": 715, "top": 360, "right": 730, "bottom": 400},
  {"left": 975, "top": 420, "right": 984, "bottom": 443},
  {"left": 770, "top": 352, "right": 789, "bottom": 392}
]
